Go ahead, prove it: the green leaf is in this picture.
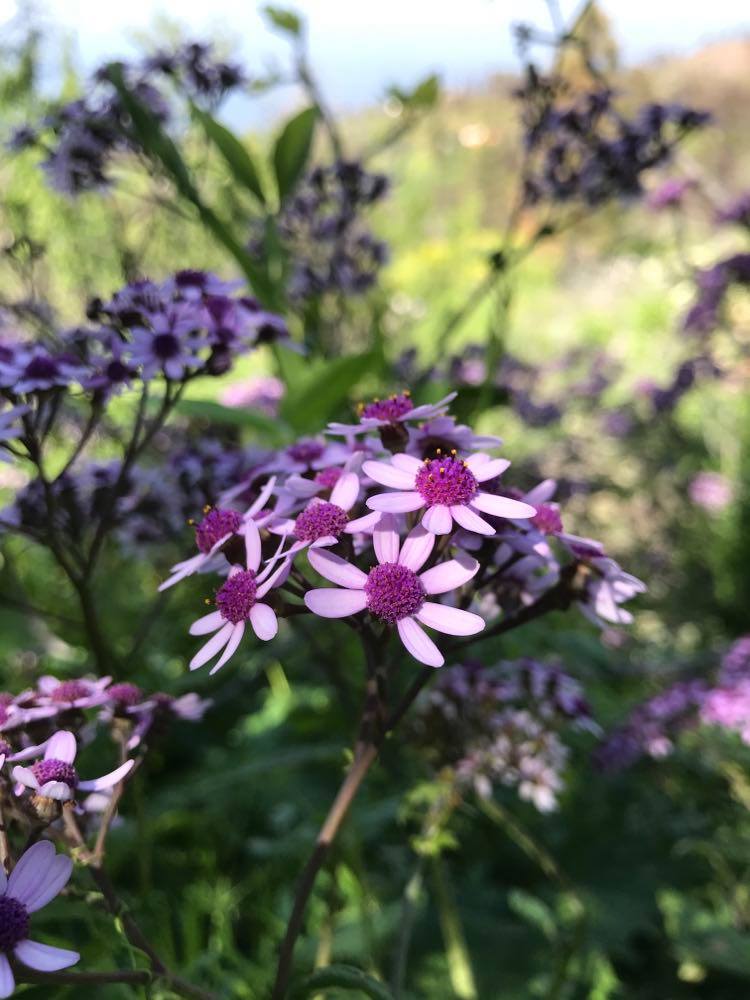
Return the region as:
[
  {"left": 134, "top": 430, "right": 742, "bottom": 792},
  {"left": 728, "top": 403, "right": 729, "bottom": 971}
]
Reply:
[
  {"left": 173, "top": 399, "right": 288, "bottom": 443},
  {"left": 410, "top": 73, "right": 441, "bottom": 108},
  {"left": 291, "top": 965, "right": 393, "bottom": 1000},
  {"left": 281, "top": 348, "right": 383, "bottom": 432},
  {"left": 507, "top": 889, "right": 557, "bottom": 942},
  {"left": 263, "top": 5, "right": 303, "bottom": 36},
  {"left": 190, "top": 104, "right": 267, "bottom": 205},
  {"left": 272, "top": 106, "right": 318, "bottom": 202}
]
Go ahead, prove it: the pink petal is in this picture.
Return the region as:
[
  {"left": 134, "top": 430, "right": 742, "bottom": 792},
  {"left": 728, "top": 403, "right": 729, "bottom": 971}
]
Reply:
[
  {"left": 330, "top": 472, "right": 359, "bottom": 511},
  {"left": 38, "top": 781, "right": 73, "bottom": 801},
  {"left": 44, "top": 731, "right": 77, "bottom": 764},
  {"left": 159, "top": 554, "right": 203, "bottom": 591},
  {"left": 78, "top": 759, "right": 134, "bottom": 793},
  {"left": 408, "top": 392, "right": 457, "bottom": 419},
  {"left": 284, "top": 475, "right": 320, "bottom": 498},
  {"left": 308, "top": 548, "right": 367, "bottom": 589},
  {"left": 11, "top": 766, "right": 38, "bottom": 790},
  {"left": 249, "top": 603, "right": 278, "bottom": 641},
  {"left": 7, "top": 841, "right": 56, "bottom": 906},
  {"left": 421, "top": 505, "right": 453, "bottom": 535},
  {"left": 420, "top": 553, "right": 479, "bottom": 594},
  {"left": 190, "top": 622, "right": 234, "bottom": 670},
  {"left": 305, "top": 588, "right": 368, "bottom": 618},
  {"left": 361, "top": 460, "right": 416, "bottom": 489},
  {"left": 373, "top": 514, "right": 399, "bottom": 564},
  {"left": 524, "top": 478, "right": 557, "bottom": 505},
  {"left": 472, "top": 493, "right": 535, "bottom": 519},
  {"left": 396, "top": 617, "right": 444, "bottom": 667},
  {"left": 257, "top": 558, "right": 291, "bottom": 596},
  {"left": 23, "top": 854, "right": 73, "bottom": 913},
  {"left": 208, "top": 622, "right": 245, "bottom": 672},
  {"left": 189, "top": 610, "right": 224, "bottom": 636},
  {"left": 345, "top": 511, "right": 381, "bottom": 534},
  {"left": 450, "top": 503, "right": 495, "bottom": 535},
  {"left": 8, "top": 739, "right": 50, "bottom": 763},
  {"left": 398, "top": 525, "right": 435, "bottom": 572},
  {"left": 416, "top": 602, "right": 485, "bottom": 636},
  {"left": 14, "top": 939, "right": 79, "bottom": 972},
  {"left": 0, "top": 953, "right": 13, "bottom": 998},
  {"left": 391, "top": 453, "right": 423, "bottom": 474},
  {"left": 466, "top": 455, "right": 511, "bottom": 482},
  {"left": 366, "top": 492, "right": 425, "bottom": 514},
  {"left": 245, "top": 475, "right": 277, "bottom": 516},
  {"left": 244, "top": 518, "right": 262, "bottom": 572}
]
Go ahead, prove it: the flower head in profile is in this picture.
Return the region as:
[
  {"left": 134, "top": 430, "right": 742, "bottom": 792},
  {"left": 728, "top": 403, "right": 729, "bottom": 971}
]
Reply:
[
  {"left": 35, "top": 676, "right": 112, "bottom": 712},
  {"left": 12, "top": 730, "right": 134, "bottom": 805},
  {"left": 364, "top": 451, "right": 535, "bottom": 535},
  {"left": 304, "top": 515, "right": 485, "bottom": 667},
  {"left": 188, "top": 519, "right": 288, "bottom": 673},
  {"left": 0, "top": 841, "right": 79, "bottom": 997},
  {"left": 327, "top": 391, "right": 457, "bottom": 438}
]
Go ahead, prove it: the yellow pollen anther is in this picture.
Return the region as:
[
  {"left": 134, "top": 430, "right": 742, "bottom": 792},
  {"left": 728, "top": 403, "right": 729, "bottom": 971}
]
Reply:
[
  {"left": 204, "top": 598, "right": 212, "bottom": 605},
  {"left": 187, "top": 518, "right": 195, "bottom": 526},
  {"left": 436, "top": 448, "right": 442, "bottom": 454},
  {"left": 450, "top": 449, "right": 457, "bottom": 456},
  {"left": 439, "top": 467, "right": 445, "bottom": 474},
  {"left": 203, "top": 505, "right": 211, "bottom": 514},
  {"left": 404, "top": 389, "right": 411, "bottom": 396}
]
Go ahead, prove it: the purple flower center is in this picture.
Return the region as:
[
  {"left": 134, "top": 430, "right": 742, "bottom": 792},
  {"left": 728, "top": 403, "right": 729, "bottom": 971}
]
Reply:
[
  {"left": 50, "top": 681, "right": 90, "bottom": 704},
  {"left": 365, "top": 563, "right": 425, "bottom": 624},
  {"left": 105, "top": 359, "right": 130, "bottom": 383},
  {"left": 415, "top": 456, "right": 477, "bottom": 507},
  {"left": 314, "top": 467, "right": 342, "bottom": 490},
  {"left": 287, "top": 440, "right": 325, "bottom": 464},
  {"left": 531, "top": 504, "right": 563, "bottom": 534},
  {"left": 216, "top": 570, "right": 258, "bottom": 623},
  {"left": 360, "top": 393, "right": 413, "bottom": 422},
  {"left": 32, "top": 758, "right": 78, "bottom": 789},
  {"left": 153, "top": 332, "right": 181, "bottom": 359},
  {"left": 24, "top": 355, "right": 59, "bottom": 380},
  {"left": 109, "top": 683, "right": 143, "bottom": 707},
  {"left": 0, "top": 896, "right": 30, "bottom": 952},
  {"left": 195, "top": 508, "right": 242, "bottom": 554},
  {"left": 295, "top": 502, "right": 348, "bottom": 542}
]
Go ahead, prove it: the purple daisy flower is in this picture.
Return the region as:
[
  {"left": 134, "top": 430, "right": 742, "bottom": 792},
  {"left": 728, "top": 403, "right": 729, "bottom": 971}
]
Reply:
[
  {"left": 363, "top": 451, "right": 535, "bottom": 536},
  {"left": 0, "top": 347, "right": 84, "bottom": 395},
  {"left": 560, "top": 541, "right": 647, "bottom": 626},
  {"left": 327, "top": 391, "right": 456, "bottom": 437},
  {"left": 12, "top": 730, "right": 134, "bottom": 803},
  {"left": 406, "top": 416, "right": 503, "bottom": 458},
  {"left": 304, "top": 515, "right": 485, "bottom": 667},
  {"left": 35, "top": 676, "right": 112, "bottom": 712},
  {"left": 188, "top": 519, "right": 289, "bottom": 673},
  {"left": 0, "top": 840, "right": 79, "bottom": 997},
  {"left": 130, "top": 302, "right": 209, "bottom": 380}
]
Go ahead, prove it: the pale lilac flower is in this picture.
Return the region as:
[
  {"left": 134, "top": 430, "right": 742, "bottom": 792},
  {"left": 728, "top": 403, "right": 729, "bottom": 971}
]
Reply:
[
  {"left": 116, "top": 690, "right": 212, "bottom": 749},
  {"left": 129, "top": 302, "right": 209, "bottom": 380},
  {"left": 700, "top": 680, "right": 750, "bottom": 743},
  {"left": 647, "top": 177, "right": 692, "bottom": 210},
  {"left": 363, "top": 451, "right": 535, "bottom": 536},
  {"left": 159, "top": 476, "right": 277, "bottom": 591},
  {"left": 0, "top": 348, "right": 84, "bottom": 394},
  {"left": 688, "top": 472, "right": 733, "bottom": 513},
  {"left": 565, "top": 548, "right": 647, "bottom": 627},
  {"left": 327, "top": 391, "right": 456, "bottom": 437},
  {"left": 263, "top": 437, "right": 354, "bottom": 476},
  {"left": 0, "top": 840, "right": 79, "bottom": 996},
  {"left": 0, "top": 693, "right": 57, "bottom": 733},
  {"left": 188, "top": 519, "right": 288, "bottom": 673},
  {"left": 219, "top": 375, "right": 285, "bottom": 415},
  {"left": 406, "top": 416, "right": 502, "bottom": 458},
  {"left": 304, "top": 515, "right": 484, "bottom": 667},
  {"left": 12, "top": 730, "right": 134, "bottom": 803},
  {"left": 35, "top": 676, "right": 112, "bottom": 712}
]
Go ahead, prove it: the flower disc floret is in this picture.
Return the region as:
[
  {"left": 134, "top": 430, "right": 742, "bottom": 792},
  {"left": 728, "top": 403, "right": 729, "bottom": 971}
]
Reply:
[
  {"left": 288, "top": 440, "right": 325, "bottom": 464},
  {"left": 216, "top": 570, "right": 258, "bottom": 623},
  {"left": 195, "top": 508, "right": 242, "bottom": 554},
  {"left": 315, "top": 467, "right": 342, "bottom": 490},
  {"left": 531, "top": 504, "right": 563, "bottom": 534},
  {"left": 415, "top": 456, "right": 478, "bottom": 507},
  {"left": 32, "top": 758, "right": 78, "bottom": 788},
  {"left": 360, "top": 393, "right": 413, "bottom": 422},
  {"left": 365, "top": 563, "right": 425, "bottom": 624},
  {"left": 50, "top": 681, "right": 90, "bottom": 704},
  {"left": 153, "top": 332, "right": 181, "bottom": 359},
  {"left": 0, "top": 896, "right": 30, "bottom": 951},
  {"left": 108, "top": 683, "right": 143, "bottom": 707},
  {"left": 295, "top": 502, "right": 348, "bottom": 542}
]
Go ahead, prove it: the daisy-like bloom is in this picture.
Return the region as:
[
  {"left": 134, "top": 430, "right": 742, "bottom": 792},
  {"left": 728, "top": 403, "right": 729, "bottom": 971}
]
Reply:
[
  {"left": 0, "top": 693, "right": 57, "bottom": 733},
  {"left": 129, "top": 302, "right": 209, "bottom": 380},
  {"left": 0, "top": 347, "right": 85, "bottom": 395},
  {"left": 35, "top": 676, "right": 112, "bottom": 712},
  {"left": 560, "top": 536, "right": 647, "bottom": 627},
  {"left": 406, "top": 416, "right": 502, "bottom": 459},
  {"left": 158, "top": 476, "right": 277, "bottom": 591},
  {"left": 0, "top": 840, "right": 79, "bottom": 997},
  {"left": 304, "top": 516, "right": 485, "bottom": 667},
  {"left": 363, "top": 451, "right": 535, "bottom": 536},
  {"left": 327, "top": 391, "right": 456, "bottom": 437},
  {"left": 12, "top": 730, "right": 134, "bottom": 805},
  {"left": 104, "top": 688, "right": 211, "bottom": 749},
  {"left": 188, "top": 519, "right": 288, "bottom": 673},
  {"left": 265, "top": 437, "right": 353, "bottom": 476}
]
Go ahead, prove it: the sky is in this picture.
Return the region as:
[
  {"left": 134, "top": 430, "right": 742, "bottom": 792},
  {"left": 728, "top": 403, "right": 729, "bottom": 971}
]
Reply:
[{"left": 1, "top": 0, "right": 749, "bottom": 124}]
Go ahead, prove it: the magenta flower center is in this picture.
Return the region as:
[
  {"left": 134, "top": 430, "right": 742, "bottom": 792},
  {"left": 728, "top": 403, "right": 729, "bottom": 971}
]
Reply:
[
  {"left": 50, "top": 681, "right": 90, "bottom": 703},
  {"left": 109, "top": 683, "right": 143, "bottom": 707},
  {"left": 360, "top": 393, "right": 413, "bottom": 422},
  {"left": 531, "top": 504, "right": 563, "bottom": 534},
  {"left": 287, "top": 440, "right": 325, "bottom": 464},
  {"left": 216, "top": 570, "right": 258, "bottom": 623},
  {"left": 314, "top": 467, "right": 342, "bottom": 490},
  {"left": 32, "top": 758, "right": 78, "bottom": 788},
  {"left": 365, "top": 563, "right": 425, "bottom": 624},
  {"left": 25, "top": 354, "right": 59, "bottom": 380},
  {"left": 0, "top": 896, "right": 30, "bottom": 951},
  {"left": 415, "top": 456, "right": 477, "bottom": 507},
  {"left": 195, "top": 508, "right": 242, "bottom": 554},
  {"left": 295, "top": 502, "right": 348, "bottom": 542}
]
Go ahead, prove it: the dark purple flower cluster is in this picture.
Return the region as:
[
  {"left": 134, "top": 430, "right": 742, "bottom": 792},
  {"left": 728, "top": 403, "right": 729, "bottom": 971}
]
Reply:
[
  {"left": 597, "top": 635, "right": 750, "bottom": 770},
  {"left": 516, "top": 76, "right": 710, "bottom": 207},
  {"left": 683, "top": 253, "right": 750, "bottom": 336},
  {"left": 11, "top": 42, "right": 244, "bottom": 195},
  {"left": 252, "top": 160, "right": 389, "bottom": 301},
  {"left": 412, "top": 659, "right": 596, "bottom": 811}
]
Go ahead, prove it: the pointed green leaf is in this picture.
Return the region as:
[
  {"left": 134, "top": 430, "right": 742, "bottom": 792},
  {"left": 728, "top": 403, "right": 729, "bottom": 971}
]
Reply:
[
  {"left": 272, "top": 105, "right": 318, "bottom": 202},
  {"left": 263, "top": 5, "right": 303, "bottom": 36},
  {"left": 190, "top": 104, "right": 267, "bottom": 205}
]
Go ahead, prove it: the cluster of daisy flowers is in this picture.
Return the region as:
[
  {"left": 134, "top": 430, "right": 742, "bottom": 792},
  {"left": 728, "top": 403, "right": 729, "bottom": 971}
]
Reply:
[
  {"left": 411, "top": 659, "right": 597, "bottom": 812},
  {"left": 161, "top": 391, "right": 646, "bottom": 675}
]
